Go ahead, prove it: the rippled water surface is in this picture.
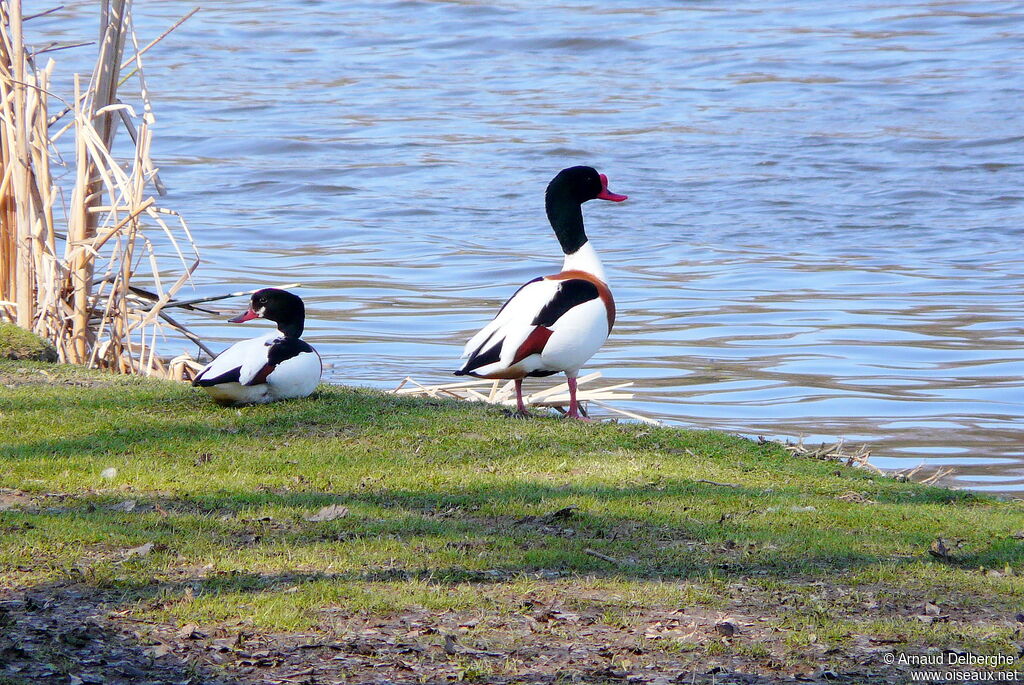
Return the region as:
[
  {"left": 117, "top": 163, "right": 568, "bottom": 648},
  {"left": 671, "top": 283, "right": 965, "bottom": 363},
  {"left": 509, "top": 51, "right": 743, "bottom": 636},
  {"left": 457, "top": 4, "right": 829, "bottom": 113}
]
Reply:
[{"left": 32, "top": 1, "right": 1024, "bottom": 491}]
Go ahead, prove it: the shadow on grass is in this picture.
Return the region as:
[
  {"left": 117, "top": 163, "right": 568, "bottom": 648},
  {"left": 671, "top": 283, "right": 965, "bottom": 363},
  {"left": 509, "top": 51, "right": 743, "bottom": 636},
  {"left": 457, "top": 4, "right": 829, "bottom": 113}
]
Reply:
[
  {"left": 0, "top": 582, "right": 238, "bottom": 684},
  {"left": 14, "top": 481, "right": 1021, "bottom": 587},
  {"left": 0, "top": 581, "right": 821, "bottom": 685}
]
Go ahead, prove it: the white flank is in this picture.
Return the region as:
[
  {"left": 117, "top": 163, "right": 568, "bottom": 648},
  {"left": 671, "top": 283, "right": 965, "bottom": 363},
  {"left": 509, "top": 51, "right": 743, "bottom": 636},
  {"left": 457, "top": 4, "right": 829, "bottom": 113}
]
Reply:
[{"left": 266, "top": 351, "right": 322, "bottom": 399}]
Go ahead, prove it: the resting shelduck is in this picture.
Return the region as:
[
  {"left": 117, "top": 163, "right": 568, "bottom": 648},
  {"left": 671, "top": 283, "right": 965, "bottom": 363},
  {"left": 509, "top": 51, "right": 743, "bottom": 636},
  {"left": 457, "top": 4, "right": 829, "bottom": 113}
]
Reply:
[
  {"left": 455, "top": 166, "right": 627, "bottom": 419},
  {"left": 193, "top": 288, "right": 322, "bottom": 405}
]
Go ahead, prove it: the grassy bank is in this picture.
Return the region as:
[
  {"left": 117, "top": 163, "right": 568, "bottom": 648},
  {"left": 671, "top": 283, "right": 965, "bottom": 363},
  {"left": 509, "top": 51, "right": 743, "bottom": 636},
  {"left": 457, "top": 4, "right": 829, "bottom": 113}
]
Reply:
[
  {"left": 1, "top": 360, "right": 1022, "bottom": 684},
  {"left": 0, "top": 323, "right": 57, "bottom": 362}
]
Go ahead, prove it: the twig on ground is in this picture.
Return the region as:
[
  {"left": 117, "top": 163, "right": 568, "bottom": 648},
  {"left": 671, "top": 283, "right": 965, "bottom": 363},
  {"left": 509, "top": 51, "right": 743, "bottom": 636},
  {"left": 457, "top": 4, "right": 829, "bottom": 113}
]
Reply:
[{"left": 584, "top": 548, "right": 622, "bottom": 565}]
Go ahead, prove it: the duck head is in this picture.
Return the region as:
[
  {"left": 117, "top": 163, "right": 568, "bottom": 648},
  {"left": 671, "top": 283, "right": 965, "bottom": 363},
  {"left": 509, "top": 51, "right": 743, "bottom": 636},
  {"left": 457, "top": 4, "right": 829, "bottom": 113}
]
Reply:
[
  {"left": 548, "top": 166, "right": 628, "bottom": 205},
  {"left": 546, "top": 166, "right": 627, "bottom": 254},
  {"left": 229, "top": 288, "right": 306, "bottom": 337}
]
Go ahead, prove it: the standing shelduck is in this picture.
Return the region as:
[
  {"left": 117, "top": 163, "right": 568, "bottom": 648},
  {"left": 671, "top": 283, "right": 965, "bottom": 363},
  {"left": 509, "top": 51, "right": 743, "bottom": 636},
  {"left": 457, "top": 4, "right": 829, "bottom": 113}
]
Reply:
[
  {"left": 193, "top": 288, "right": 322, "bottom": 405},
  {"left": 455, "top": 166, "right": 628, "bottom": 419}
]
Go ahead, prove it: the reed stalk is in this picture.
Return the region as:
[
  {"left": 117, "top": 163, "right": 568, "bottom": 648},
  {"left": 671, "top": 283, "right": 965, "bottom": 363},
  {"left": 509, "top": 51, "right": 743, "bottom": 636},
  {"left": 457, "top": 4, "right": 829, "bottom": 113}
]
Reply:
[{"left": 0, "top": 0, "right": 200, "bottom": 377}]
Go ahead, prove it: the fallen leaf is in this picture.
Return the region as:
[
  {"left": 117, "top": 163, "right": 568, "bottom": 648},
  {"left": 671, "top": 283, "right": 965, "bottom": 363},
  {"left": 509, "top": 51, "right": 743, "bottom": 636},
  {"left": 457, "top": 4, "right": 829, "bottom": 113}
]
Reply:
[
  {"left": 516, "top": 506, "right": 578, "bottom": 525},
  {"left": 715, "top": 621, "right": 737, "bottom": 637},
  {"left": 125, "top": 542, "right": 154, "bottom": 558},
  {"left": 100, "top": 468, "right": 117, "bottom": 480},
  {"left": 304, "top": 504, "right": 349, "bottom": 522},
  {"left": 539, "top": 506, "right": 577, "bottom": 523},
  {"left": 177, "top": 623, "right": 205, "bottom": 639},
  {"left": 929, "top": 537, "right": 952, "bottom": 561}
]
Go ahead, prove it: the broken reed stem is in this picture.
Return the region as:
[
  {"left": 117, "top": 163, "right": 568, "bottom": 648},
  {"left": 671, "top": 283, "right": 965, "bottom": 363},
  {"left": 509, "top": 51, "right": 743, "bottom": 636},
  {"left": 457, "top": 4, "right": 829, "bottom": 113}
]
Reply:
[
  {"left": 0, "top": 1, "right": 203, "bottom": 377},
  {"left": 118, "top": 6, "right": 198, "bottom": 76},
  {"left": 8, "top": 0, "right": 33, "bottom": 329}
]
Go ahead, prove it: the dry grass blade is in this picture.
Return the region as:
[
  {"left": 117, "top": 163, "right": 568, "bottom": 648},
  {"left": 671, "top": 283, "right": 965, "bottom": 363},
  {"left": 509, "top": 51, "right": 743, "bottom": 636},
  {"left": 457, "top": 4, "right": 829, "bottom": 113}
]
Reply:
[{"left": 0, "top": 0, "right": 204, "bottom": 378}]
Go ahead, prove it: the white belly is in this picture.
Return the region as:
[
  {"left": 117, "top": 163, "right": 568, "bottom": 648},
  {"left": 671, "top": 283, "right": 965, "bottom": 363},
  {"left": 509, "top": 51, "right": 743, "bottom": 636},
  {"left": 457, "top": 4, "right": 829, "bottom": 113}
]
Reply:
[{"left": 203, "top": 382, "right": 274, "bottom": 405}]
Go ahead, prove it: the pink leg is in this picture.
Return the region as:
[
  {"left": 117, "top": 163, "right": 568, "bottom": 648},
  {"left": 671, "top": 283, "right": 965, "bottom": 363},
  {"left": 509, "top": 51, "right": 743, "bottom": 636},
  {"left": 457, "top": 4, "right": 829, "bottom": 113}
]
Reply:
[
  {"left": 565, "top": 376, "right": 591, "bottom": 421},
  {"left": 515, "top": 378, "right": 528, "bottom": 414}
]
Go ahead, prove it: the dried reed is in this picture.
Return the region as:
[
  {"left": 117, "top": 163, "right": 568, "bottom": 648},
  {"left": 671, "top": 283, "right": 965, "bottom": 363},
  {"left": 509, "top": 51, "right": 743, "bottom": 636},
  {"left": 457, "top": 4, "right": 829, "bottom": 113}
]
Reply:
[
  {"left": 0, "top": 0, "right": 200, "bottom": 377},
  {"left": 392, "top": 372, "right": 664, "bottom": 424},
  {"left": 764, "top": 435, "right": 957, "bottom": 486}
]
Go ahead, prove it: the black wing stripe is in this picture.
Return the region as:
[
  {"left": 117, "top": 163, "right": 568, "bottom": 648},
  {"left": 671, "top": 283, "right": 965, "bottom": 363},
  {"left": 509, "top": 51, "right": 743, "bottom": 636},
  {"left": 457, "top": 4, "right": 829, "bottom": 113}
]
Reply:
[
  {"left": 192, "top": 365, "right": 242, "bottom": 387},
  {"left": 459, "top": 337, "right": 504, "bottom": 375},
  {"left": 531, "top": 279, "right": 599, "bottom": 327}
]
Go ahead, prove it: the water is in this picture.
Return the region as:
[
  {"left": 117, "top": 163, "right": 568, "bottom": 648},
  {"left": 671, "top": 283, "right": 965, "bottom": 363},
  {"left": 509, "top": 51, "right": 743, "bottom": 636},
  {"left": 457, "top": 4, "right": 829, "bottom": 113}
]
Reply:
[{"left": 30, "top": 1, "right": 1024, "bottom": 492}]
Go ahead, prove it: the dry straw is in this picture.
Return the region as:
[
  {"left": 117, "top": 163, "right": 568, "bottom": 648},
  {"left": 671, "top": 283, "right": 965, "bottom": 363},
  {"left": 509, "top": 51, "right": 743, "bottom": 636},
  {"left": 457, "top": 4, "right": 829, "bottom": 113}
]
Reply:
[
  {"left": 392, "top": 372, "right": 664, "bottom": 424},
  {"left": 0, "top": 0, "right": 201, "bottom": 379}
]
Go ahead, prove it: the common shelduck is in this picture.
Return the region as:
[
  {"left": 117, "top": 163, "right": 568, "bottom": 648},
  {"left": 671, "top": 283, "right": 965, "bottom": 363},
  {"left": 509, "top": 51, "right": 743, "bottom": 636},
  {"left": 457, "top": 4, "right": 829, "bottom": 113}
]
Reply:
[
  {"left": 455, "top": 166, "right": 627, "bottom": 419},
  {"left": 193, "top": 288, "right": 322, "bottom": 405}
]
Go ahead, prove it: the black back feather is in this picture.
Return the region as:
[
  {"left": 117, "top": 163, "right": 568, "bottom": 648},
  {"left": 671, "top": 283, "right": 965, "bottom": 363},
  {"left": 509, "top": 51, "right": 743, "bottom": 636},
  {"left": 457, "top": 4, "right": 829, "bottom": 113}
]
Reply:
[{"left": 531, "top": 280, "right": 599, "bottom": 327}]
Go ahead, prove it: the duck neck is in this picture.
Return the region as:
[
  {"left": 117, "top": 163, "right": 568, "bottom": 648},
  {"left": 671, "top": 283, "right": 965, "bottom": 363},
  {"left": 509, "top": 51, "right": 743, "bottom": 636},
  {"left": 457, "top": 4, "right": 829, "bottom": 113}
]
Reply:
[
  {"left": 562, "top": 240, "right": 607, "bottom": 283},
  {"left": 546, "top": 190, "right": 588, "bottom": 256},
  {"left": 276, "top": 318, "right": 303, "bottom": 339}
]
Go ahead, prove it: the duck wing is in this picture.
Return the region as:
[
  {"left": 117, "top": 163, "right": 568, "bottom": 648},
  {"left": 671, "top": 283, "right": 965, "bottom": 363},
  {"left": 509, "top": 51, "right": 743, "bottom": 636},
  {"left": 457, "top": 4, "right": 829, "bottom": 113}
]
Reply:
[
  {"left": 192, "top": 334, "right": 276, "bottom": 387},
  {"left": 458, "top": 275, "right": 606, "bottom": 376},
  {"left": 461, "top": 277, "right": 544, "bottom": 358}
]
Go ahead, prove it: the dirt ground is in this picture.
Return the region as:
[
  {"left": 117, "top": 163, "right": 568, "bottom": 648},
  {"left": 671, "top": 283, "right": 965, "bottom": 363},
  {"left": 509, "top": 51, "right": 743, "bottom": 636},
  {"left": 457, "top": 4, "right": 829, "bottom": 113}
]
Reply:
[{"left": 2, "top": 579, "right": 988, "bottom": 685}]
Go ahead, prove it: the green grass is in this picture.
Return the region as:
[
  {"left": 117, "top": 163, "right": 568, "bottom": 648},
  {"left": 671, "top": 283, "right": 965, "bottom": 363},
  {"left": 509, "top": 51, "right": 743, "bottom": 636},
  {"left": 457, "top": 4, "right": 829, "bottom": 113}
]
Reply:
[
  {"left": 0, "top": 322, "right": 56, "bottom": 362},
  {"left": 1, "top": 359, "right": 1022, "bottom": 679}
]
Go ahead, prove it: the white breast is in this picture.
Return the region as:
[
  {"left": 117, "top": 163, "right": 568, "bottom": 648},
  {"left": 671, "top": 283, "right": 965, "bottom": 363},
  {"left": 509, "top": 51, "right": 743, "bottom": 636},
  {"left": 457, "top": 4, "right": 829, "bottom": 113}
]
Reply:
[{"left": 265, "top": 351, "right": 322, "bottom": 400}]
